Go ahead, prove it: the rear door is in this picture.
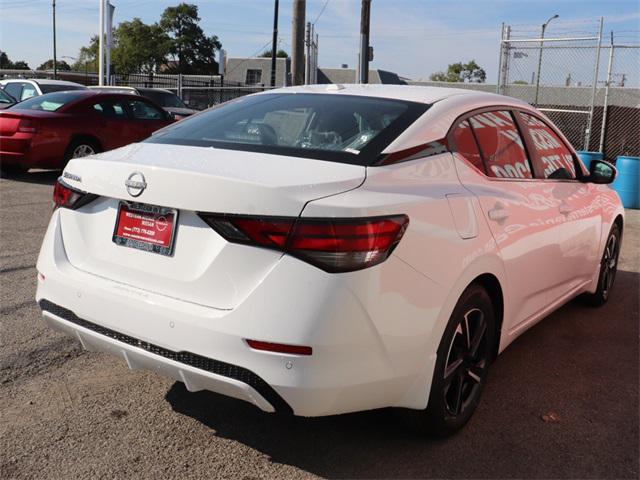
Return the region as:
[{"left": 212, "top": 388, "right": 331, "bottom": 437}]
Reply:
[
  {"left": 450, "top": 109, "right": 565, "bottom": 331},
  {"left": 517, "top": 111, "right": 602, "bottom": 296}
]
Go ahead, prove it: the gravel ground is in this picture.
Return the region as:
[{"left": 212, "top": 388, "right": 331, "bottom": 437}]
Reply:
[{"left": 1, "top": 170, "right": 638, "bottom": 479}]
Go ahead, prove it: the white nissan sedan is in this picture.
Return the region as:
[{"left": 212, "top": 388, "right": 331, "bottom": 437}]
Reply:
[{"left": 36, "top": 85, "right": 623, "bottom": 436}]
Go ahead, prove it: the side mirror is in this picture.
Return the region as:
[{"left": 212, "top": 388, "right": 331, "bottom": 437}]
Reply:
[{"left": 587, "top": 159, "right": 617, "bottom": 184}]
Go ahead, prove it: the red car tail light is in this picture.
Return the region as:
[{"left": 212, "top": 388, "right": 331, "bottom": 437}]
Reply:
[
  {"left": 199, "top": 213, "right": 409, "bottom": 273},
  {"left": 17, "top": 118, "right": 38, "bottom": 133},
  {"left": 53, "top": 179, "right": 96, "bottom": 210}
]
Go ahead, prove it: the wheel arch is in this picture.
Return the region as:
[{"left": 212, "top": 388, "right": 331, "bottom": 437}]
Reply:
[
  {"left": 471, "top": 273, "right": 504, "bottom": 360},
  {"left": 67, "top": 134, "right": 103, "bottom": 154}
]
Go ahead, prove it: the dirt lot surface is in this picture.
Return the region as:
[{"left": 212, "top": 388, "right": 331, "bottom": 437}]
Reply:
[{"left": 1, "top": 171, "right": 638, "bottom": 479}]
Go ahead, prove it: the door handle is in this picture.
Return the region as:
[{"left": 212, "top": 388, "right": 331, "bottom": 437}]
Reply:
[{"left": 488, "top": 205, "right": 510, "bottom": 224}]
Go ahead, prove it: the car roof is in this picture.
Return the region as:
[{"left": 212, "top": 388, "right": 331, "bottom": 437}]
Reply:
[
  {"left": 135, "top": 87, "right": 174, "bottom": 94},
  {"left": 263, "top": 83, "right": 527, "bottom": 106},
  {"left": 88, "top": 86, "right": 138, "bottom": 91},
  {"left": 0, "top": 78, "right": 85, "bottom": 87}
]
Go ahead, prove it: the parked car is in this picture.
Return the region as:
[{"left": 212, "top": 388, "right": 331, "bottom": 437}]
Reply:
[
  {"left": 0, "top": 79, "right": 86, "bottom": 102},
  {"left": 36, "top": 85, "right": 623, "bottom": 436},
  {"left": 0, "top": 90, "right": 173, "bottom": 173},
  {"left": 88, "top": 86, "right": 198, "bottom": 119},
  {"left": 0, "top": 88, "right": 16, "bottom": 109}
]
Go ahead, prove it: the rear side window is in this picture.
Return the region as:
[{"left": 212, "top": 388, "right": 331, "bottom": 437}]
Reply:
[
  {"left": 470, "top": 111, "right": 532, "bottom": 179},
  {"left": 452, "top": 120, "right": 484, "bottom": 173},
  {"left": 93, "top": 101, "right": 127, "bottom": 119},
  {"left": 21, "top": 85, "right": 37, "bottom": 101},
  {"left": 520, "top": 112, "right": 577, "bottom": 179}
]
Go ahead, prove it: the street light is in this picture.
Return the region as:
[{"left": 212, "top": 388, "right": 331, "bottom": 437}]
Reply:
[{"left": 534, "top": 14, "right": 559, "bottom": 105}]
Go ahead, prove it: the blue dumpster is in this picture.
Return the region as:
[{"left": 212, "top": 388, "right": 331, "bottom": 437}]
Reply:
[
  {"left": 577, "top": 151, "right": 604, "bottom": 171},
  {"left": 612, "top": 156, "right": 640, "bottom": 209}
]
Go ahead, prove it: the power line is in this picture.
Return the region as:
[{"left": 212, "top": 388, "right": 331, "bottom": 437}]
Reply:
[{"left": 312, "top": 0, "right": 330, "bottom": 26}]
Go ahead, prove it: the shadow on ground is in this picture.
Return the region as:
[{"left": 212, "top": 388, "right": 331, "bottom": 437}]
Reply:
[
  {"left": 1, "top": 170, "right": 59, "bottom": 185},
  {"left": 165, "top": 270, "right": 639, "bottom": 479}
]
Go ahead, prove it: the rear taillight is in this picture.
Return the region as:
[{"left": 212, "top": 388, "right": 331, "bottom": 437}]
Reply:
[
  {"left": 17, "top": 118, "right": 38, "bottom": 133},
  {"left": 53, "top": 178, "right": 95, "bottom": 210},
  {"left": 199, "top": 213, "right": 409, "bottom": 273}
]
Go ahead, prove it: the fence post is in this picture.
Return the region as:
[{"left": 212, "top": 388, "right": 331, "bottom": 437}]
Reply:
[
  {"left": 177, "top": 74, "right": 183, "bottom": 99},
  {"left": 599, "top": 33, "right": 615, "bottom": 154},
  {"left": 584, "top": 16, "right": 604, "bottom": 151},
  {"left": 496, "top": 23, "right": 505, "bottom": 94}
]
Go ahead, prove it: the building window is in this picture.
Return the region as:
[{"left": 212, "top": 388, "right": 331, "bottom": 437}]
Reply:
[{"left": 245, "top": 69, "right": 263, "bottom": 85}]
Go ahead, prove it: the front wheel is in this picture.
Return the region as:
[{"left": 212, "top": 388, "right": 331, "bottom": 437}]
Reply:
[
  {"left": 584, "top": 224, "right": 621, "bottom": 306},
  {"left": 405, "top": 284, "right": 496, "bottom": 437}
]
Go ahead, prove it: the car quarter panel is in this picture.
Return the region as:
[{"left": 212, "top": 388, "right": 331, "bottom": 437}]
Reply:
[{"left": 301, "top": 152, "right": 509, "bottom": 404}]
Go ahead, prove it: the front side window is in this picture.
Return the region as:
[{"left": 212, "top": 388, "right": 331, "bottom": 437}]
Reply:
[
  {"left": 126, "top": 99, "right": 165, "bottom": 120},
  {"left": 470, "top": 110, "right": 533, "bottom": 179},
  {"left": 147, "top": 93, "right": 429, "bottom": 166},
  {"left": 520, "top": 112, "right": 577, "bottom": 180}
]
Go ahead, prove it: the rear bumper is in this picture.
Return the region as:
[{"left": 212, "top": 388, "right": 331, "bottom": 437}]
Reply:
[
  {"left": 36, "top": 209, "right": 443, "bottom": 416},
  {"left": 39, "top": 299, "right": 288, "bottom": 413}
]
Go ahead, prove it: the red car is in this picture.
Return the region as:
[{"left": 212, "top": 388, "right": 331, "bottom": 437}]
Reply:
[{"left": 0, "top": 90, "right": 174, "bottom": 173}]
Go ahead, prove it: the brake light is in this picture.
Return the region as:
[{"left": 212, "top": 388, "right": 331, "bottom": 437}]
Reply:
[
  {"left": 53, "top": 179, "right": 95, "bottom": 210},
  {"left": 199, "top": 214, "right": 409, "bottom": 273},
  {"left": 17, "top": 118, "right": 38, "bottom": 133}
]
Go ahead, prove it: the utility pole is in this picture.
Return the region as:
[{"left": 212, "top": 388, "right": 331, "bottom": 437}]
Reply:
[
  {"left": 98, "top": 0, "right": 105, "bottom": 85},
  {"left": 270, "top": 0, "right": 279, "bottom": 87},
  {"left": 291, "top": 0, "right": 306, "bottom": 86},
  {"left": 305, "top": 22, "right": 311, "bottom": 84},
  {"left": 52, "top": 0, "right": 57, "bottom": 79},
  {"left": 534, "top": 14, "right": 559, "bottom": 106},
  {"left": 358, "top": 0, "right": 371, "bottom": 84}
]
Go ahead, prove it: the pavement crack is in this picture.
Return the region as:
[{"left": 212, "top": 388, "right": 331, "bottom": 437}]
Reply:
[{"left": 0, "top": 264, "right": 35, "bottom": 274}]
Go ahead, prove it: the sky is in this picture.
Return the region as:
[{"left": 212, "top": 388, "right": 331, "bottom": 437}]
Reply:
[{"left": 0, "top": 0, "right": 638, "bottom": 82}]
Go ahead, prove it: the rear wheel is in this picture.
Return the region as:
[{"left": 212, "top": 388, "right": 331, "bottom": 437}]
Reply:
[
  {"left": 584, "top": 224, "right": 621, "bottom": 306},
  {"left": 64, "top": 138, "right": 101, "bottom": 163},
  {"left": 406, "top": 284, "right": 496, "bottom": 437}
]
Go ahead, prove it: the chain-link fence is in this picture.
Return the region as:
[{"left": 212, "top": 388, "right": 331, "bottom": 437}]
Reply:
[{"left": 497, "top": 18, "right": 639, "bottom": 158}]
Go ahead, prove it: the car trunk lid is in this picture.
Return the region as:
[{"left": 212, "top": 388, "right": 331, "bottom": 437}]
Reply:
[{"left": 57, "top": 142, "right": 365, "bottom": 309}]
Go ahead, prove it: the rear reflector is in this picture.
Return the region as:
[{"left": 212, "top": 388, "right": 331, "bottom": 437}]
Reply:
[
  {"left": 199, "top": 213, "right": 409, "bottom": 273},
  {"left": 246, "top": 339, "right": 312, "bottom": 356},
  {"left": 53, "top": 178, "right": 96, "bottom": 210}
]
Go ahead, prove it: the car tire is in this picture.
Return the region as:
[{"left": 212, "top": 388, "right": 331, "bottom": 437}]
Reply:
[
  {"left": 404, "top": 284, "right": 496, "bottom": 437},
  {"left": 64, "top": 138, "right": 101, "bottom": 163},
  {"left": 583, "top": 223, "right": 621, "bottom": 307}
]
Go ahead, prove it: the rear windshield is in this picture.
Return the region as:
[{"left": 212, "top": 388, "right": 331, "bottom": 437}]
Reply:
[
  {"left": 40, "top": 84, "right": 86, "bottom": 94},
  {"left": 12, "top": 91, "right": 86, "bottom": 111},
  {"left": 146, "top": 93, "right": 429, "bottom": 165},
  {"left": 140, "top": 90, "right": 186, "bottom": 108}
]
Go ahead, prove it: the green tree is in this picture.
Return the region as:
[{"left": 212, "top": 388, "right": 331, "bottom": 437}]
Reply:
[
  {"left": 112, "top": 19, "right": 170, "bottom": 74},
  {"left": 0, "top": 51, "right": 30, "bottom": 70},
  {"left": 259, "top": 49, "right": 289, "bottom": 58},
  {"left": 429, "top": 60, "right": 486, "bottom": 83},
  {"left": 160, "top": 3, "right": 221, "bottom": 74},
  {"left": 73, "top": 36, "right": 99, "bottom": 73},
  {"left": 37, "top": 59, "right": 71, "bottom": 71}
]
